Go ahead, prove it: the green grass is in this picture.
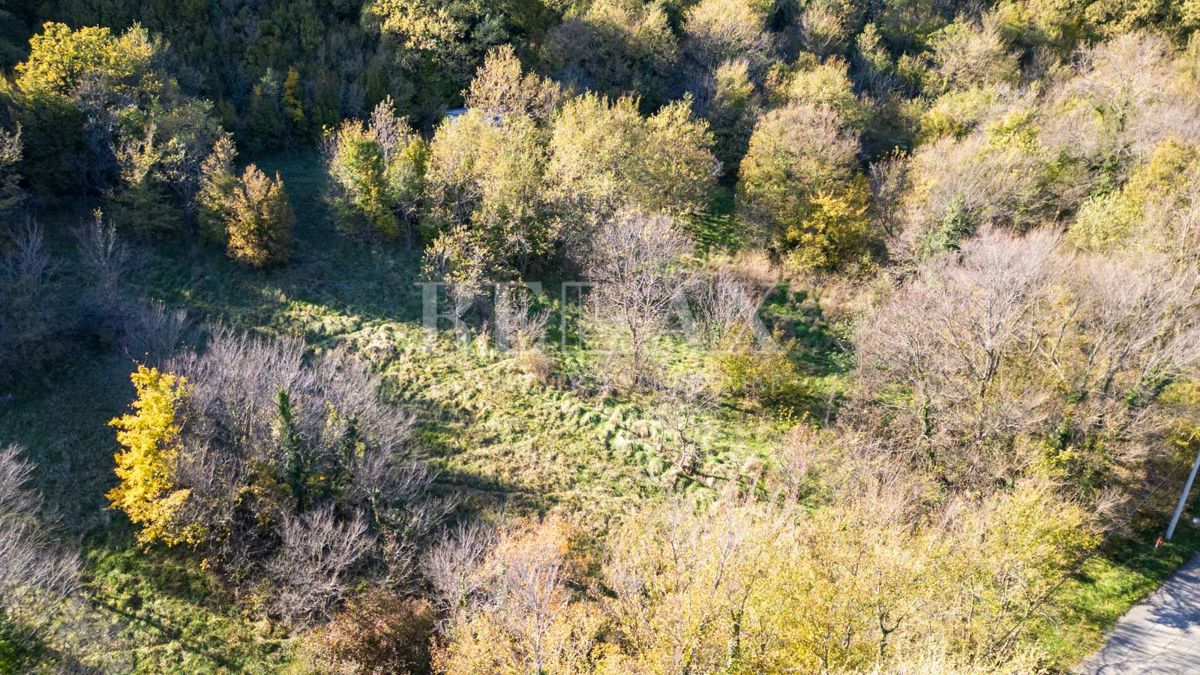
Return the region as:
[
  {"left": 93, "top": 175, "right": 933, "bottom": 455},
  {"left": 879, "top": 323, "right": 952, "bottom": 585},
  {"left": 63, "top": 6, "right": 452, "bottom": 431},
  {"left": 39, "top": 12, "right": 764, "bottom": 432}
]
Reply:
[
  {"left": 50, "top": 542, "right": 294, "bottom": 673},
  {"left": 1035, "top": 527, "right": 1200, "bottom": 671},
  {"left": 118, "top": 151, "right": 781, "bottom": 522},
  {"left": 686, "top": 184, "right": 742, "bottom": 256}
]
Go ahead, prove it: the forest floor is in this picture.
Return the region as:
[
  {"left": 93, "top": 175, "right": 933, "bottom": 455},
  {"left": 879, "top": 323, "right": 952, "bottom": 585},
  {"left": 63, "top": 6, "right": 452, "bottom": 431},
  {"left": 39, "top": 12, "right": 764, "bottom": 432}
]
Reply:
[{"left": 0, "top": 150, "right": 1196, "bottom": 672}]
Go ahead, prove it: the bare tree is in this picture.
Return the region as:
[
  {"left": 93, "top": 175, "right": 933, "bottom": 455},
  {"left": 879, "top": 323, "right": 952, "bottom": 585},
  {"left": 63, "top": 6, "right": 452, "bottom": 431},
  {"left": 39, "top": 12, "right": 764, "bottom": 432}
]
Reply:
[
  {"left": 0, "top": 223, "right": 63, "bottom": 381},
  {"left": 895, "top": 129, "right": 1066, "bottom": 261},
  {"left": 926, "top": 17, "right": 1018, "bottom": 92},
  {"left": 269, "top": 507, "right": 375, "bottom": 625},
  {"left": 1050, "top": 253, "right": 1200, "bottom": 484},
  {"left": 1042, "top": 32, "right": 1200, "bottom": 165},
  {"left": 1140, "top": 163, "right": 1200, "bottom": 261},
  {"left": 432, "top": 519, "right": 593, "bottom": 673},
  {"left": 73, "top": 212, "right": 189, "bottom": 362},
  {"left": 853, "top": 227, "right": 1200, "bottom": 501},
  {"left": 491, "top": 530, "right": 569, "bottom": 674},
  {"left": 0, "top": 445, "right": 80, "bottom": 628},
  {"left": 853, "top": 229, "right": 1064, "bottom": 484},
  {"left": 691, "top": 268, "right": 769, "bottom": 347},
  {"left": 74, "top": 210, "right": 129, "bottom": 313},
  {"left": 423, "top": 521, "right": 499, "bottom": 613},
  {"left": 868, "top": 154, "right": 908, "bottom": 239},
  {"left": 796, "top": 0, "right": 855, "bottom": 58},
  {"left": 656, "top": 373, "right": 718, "bottom": 476},
  {"left": 584, "top": 210, "right": 696, "bottom": 388},
  {"left": 119, "top": 299, "right": 188, "bottom": 364},
  {"left": 494, "top": 285, "right": 550, "bottom": 353}
]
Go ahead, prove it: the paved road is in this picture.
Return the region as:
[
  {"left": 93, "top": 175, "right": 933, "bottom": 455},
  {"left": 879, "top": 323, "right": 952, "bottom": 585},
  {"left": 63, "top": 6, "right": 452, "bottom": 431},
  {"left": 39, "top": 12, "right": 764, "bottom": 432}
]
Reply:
[{"left": 1079, "top": 554, "right": 1200, "bottom": 674}]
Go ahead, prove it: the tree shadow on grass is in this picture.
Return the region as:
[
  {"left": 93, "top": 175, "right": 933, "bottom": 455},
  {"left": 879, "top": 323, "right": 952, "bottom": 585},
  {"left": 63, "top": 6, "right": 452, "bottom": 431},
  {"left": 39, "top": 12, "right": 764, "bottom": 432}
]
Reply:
[
  {"left": 0, "top": 347, "right": 134, "bottom": 536},
  {"left": 79, "top": 540, "right": 284, "bottom": 672},
  {"left": 128, "top": 231, "right": 427, "bottom": 341}
]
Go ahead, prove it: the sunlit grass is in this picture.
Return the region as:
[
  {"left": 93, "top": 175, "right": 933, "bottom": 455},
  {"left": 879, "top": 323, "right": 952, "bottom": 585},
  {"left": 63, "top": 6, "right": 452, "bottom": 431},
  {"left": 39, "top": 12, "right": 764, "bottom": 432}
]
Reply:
[{"left": 1035, "top": 527, "right": 1200, "bottom": 670}]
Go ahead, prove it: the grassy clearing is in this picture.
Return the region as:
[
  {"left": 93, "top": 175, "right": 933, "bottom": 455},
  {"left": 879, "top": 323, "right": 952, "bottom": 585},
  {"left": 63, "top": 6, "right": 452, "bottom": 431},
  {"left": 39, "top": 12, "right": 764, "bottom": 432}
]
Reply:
[
  {"left": 129, "top": 152, "right": 788, "bottom": 523},
  {"left": 17, "top": 150, "right": 785, "bottom": 512},
  {"left": 0, "top": 151, "right": 786, "bottom": 669}
]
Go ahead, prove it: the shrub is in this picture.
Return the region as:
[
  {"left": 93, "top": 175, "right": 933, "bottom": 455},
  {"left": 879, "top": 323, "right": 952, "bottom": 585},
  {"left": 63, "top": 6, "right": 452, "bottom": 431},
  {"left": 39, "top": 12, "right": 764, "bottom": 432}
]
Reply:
[
  {"left": 1068, "top": 140, "right": 1200, "bottom": 252},
  {"left": 312, "top": 590, "right": 436, "bottom": 674},
  {"left": 434, "top": 492, "right": 1097, "bottom": 673},
  {"left": 74, "top": 210, "right": 128, "bottom": 319},
  {"left": 325, "top": 99, "right": 426, "bottom": 241},
  {"left": 226, "top": 165, "right": 293, "bottom": 267},
  {"left": 711, "top": 326, "right": 808, "bottom": 408},
  {"left": 691, "top": 268, "right": 769, "bottom": 347},
  {"left": 117, "top": 299, "right": 188, "bottom": 364}
]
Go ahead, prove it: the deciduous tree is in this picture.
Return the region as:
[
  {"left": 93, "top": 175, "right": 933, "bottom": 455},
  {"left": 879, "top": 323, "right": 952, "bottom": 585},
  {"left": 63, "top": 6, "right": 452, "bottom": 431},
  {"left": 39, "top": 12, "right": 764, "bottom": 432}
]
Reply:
[
  {"left": 737, "top": 103, "right": 869, "bottom": 269},
  {"left": 107, "top": 365, "right": 198, "bottom": 546},
  {"left": 325, "top": 99, "right": 426, "bottom": 241},
  {"left": 583, "top": 210, "right": 695, "bottom": 388},
  {"left": 226, "top": 164, "right": 294, "bottom": 267}
]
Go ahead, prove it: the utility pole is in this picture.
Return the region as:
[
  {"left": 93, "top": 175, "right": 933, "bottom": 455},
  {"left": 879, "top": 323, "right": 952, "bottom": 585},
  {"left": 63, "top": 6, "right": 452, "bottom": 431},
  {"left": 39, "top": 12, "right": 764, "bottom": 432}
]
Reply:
[{"left": 1166, "top": 445, "right": 1200, "bottom": 541}]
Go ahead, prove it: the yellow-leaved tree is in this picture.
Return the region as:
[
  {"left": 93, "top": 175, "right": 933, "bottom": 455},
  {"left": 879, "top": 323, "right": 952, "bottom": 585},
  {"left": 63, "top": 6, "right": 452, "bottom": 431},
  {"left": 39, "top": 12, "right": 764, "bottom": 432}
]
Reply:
[
  {"left": 226, "top": 164, "right": 294, "bottom": 267},
  {"left": 107, "top": 365, "right": 200, "bottom": 547}
]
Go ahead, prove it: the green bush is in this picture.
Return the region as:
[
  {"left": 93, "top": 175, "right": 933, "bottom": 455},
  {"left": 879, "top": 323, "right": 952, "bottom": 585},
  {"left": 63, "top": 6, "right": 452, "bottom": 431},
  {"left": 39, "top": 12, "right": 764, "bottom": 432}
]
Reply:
[
  {"left": 711, "top": 327, "right": 809, "bottom": 408},
  {"left": 325, "top": 99, "right": 427, "bottom": 241}
]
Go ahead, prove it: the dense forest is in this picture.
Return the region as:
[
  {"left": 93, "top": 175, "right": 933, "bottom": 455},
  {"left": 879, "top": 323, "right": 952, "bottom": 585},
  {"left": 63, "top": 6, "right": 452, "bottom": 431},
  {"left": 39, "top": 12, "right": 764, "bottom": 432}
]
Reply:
[{"left": 2, "top": 0, "right": 1200, "bottom": 671}]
